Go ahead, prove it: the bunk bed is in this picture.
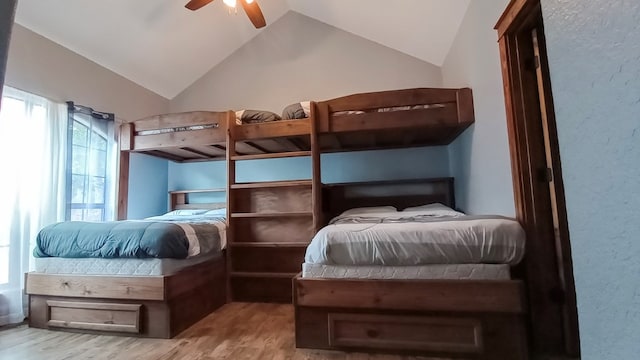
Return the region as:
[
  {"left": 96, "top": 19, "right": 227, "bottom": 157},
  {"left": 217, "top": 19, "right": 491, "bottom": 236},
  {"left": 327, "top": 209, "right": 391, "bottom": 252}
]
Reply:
[
  {"left": 25, "top": 111, "right": 239, "bottom": 339},
  {"left": 314, "top": 87, "right": 474, "bottom": 151},
  {"left": 285, "top": 89, "right": 528, "bottom": 359},
  {"left": 222, "top": 87, "right": 478, "bottom": 303}
]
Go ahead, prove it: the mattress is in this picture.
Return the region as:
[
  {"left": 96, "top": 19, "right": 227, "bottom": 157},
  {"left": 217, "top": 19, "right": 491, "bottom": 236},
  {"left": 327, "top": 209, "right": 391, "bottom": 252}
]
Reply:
[
  {"left": 34, "top": 252, "right": 222, "bottom": 276},
  {"left": 302, "top": 263, "right": 511, "bottom": 280},
  {"left": 305, "top": 212, "right": 526, "bottom": 266}
]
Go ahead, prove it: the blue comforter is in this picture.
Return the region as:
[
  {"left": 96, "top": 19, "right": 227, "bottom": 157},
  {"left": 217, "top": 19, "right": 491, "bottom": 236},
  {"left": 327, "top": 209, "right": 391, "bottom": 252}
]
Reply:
[{"left": 34, "top": 221, "right": 194, "bottom": 259}]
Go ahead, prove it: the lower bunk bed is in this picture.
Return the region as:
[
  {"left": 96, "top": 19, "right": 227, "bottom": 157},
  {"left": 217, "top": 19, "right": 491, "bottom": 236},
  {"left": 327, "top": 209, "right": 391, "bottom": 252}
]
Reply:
[
  {"left": 293, "top": 178, "right": 529, "bottom": 359},
  {"left": 25, "top": 201, "right": 228, "bottom": 339}
]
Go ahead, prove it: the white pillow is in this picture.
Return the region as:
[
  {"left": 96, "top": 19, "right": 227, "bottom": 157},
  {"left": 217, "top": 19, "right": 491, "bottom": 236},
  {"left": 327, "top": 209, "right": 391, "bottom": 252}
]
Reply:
[
  {"left": 164, "top": 209, "right": 209, "bottom": 216},
  {"left": 402, "top": 203, "right": 464, "bottom": 217},
  {"left": 204, "top": 208, "right": 227, "bottom": 216},
  {"left": 341, "top": 206, "right": 397, "bottom": 216}
]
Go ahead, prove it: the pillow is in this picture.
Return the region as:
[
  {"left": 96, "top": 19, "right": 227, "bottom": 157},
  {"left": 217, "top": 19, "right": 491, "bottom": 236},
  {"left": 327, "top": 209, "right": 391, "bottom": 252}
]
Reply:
[
  {"left": 340, "top": 206, "right": 397, "bottom": 216},
  {"left": 163, "top": 209, "right": 209, "bottom": 216},
  {"left": 235, "top": 110, "right": 281, "bottom": 124},
  {"left": 402, "top": 203, "right": 464, "bottom": 217},
  {"left": 282, "top": 101, "right": 311, "bottom": 119},
  {"left": 204, "top": 208, "right": 227, "bottom": 216}
]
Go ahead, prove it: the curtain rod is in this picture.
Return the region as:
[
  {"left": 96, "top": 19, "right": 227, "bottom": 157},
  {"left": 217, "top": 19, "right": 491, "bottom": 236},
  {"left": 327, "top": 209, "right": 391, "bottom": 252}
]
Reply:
[{"left": 66, "top": 101, "right": 114, "bottom": 121}]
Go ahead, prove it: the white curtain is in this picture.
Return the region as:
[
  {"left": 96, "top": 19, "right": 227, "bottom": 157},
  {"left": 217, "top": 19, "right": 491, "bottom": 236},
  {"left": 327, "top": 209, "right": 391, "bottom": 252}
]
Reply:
[{"left": 0, "top": 86, "right": 67, "bottom": 325}]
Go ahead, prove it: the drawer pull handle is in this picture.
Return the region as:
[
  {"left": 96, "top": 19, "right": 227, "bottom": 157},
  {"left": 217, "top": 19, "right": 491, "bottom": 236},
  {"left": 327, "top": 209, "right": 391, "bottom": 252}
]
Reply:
[{"left": 366, "top": 329, "right": 379, "bottom": 338}]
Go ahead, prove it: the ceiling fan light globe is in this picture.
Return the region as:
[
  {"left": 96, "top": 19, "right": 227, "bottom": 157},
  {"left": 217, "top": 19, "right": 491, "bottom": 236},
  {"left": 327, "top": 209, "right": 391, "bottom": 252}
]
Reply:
[{"left": 223, "top": 0, "right": 237, "bottom": 8}]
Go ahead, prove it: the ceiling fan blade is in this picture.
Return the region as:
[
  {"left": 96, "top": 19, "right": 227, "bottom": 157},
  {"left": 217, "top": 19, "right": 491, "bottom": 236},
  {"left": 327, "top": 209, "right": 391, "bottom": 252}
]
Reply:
[
  {"left": 185, "top": 0, "right": 215, "bottom": 11},
  {"left": 240, "top": 0, "right": 266, "bottom": 29}
]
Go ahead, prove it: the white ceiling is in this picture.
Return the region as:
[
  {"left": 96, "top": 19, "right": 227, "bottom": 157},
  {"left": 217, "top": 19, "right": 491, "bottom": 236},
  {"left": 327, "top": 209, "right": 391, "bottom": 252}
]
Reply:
[{"left": 15, "top": 0, "right": 470, "bottom": 99}]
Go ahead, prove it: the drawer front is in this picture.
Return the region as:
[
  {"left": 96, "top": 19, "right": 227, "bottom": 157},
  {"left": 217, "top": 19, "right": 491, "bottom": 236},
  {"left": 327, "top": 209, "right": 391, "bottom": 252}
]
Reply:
[
  {"left": 328, "top": 313, "right": 483, "bottom": 354},
  {"left": 47, "top": 300, "right": 142, "bottom": 334}
]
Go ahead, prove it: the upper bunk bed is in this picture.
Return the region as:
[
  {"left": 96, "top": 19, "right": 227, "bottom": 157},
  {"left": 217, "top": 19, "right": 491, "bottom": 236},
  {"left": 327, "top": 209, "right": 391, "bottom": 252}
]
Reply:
[
  {"left": 119, "top": 87, "right": 474, "bottom": 162},
  {"left": 120, "top": 110, "right": 314, "bottom": 162},
  {"left": 120, "top": 111, "right": 232, "bottom": 162},
  {"left": 313, "top": 87, "right": 474, "bottom": 152},
  {"left": 225, "top": 87, "right": 474, "bottom": 154}
]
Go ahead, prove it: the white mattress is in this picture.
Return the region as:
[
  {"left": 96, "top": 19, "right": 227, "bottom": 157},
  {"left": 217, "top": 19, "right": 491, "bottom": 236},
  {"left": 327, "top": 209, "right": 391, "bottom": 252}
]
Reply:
[
  {"left": 305, "top": 212, "right": 526, "bottom": 266},
  {"left": 34, "top": 252, "right": 222, "bottom": 276},
  {"left": 302, "top": 263, "right": 511, "bottom": 280}
]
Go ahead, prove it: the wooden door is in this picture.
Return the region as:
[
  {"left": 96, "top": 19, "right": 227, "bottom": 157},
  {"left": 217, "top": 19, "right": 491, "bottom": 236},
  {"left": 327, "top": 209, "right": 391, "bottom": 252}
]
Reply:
[
  {"left": 531, "top": 27, "right": 580, "bottom": 356},
  {"left": 496, "top": 0, "right": 580, "bottom": 356}
]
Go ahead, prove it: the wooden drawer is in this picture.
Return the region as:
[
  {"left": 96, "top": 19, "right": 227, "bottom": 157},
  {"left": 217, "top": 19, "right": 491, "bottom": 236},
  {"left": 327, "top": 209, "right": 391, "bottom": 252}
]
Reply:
[
  {"left": 328, "top": 313, "right": 483, "bottom": 354},
  {"left": 46, "top": 300, "right": 142, "bottom": 334}
]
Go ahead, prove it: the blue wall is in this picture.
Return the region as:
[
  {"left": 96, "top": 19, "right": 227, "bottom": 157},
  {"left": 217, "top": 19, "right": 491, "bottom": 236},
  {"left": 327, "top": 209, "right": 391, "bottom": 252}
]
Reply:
[
  {"left": 542, "top": 1, "right": 640, "bottom": 358},
  {"left": 441, "top": 0, "right": 514, "bottom": 216},
  {"left": 169, "top": 145, "right": 451, "bottom": 191},
  {"left": 127, "top": 153, "right": 169, "bottom": 219}
]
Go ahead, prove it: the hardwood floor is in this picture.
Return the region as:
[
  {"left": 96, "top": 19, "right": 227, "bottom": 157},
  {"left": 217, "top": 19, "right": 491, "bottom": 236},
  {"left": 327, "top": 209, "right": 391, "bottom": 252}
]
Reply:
[{"left": 0, "top": 303, "right": 441, "bottom": 360}]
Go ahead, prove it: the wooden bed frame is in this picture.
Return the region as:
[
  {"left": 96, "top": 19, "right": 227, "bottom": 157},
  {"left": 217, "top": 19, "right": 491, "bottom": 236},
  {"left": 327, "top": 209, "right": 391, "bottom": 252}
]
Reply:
[
  {"left": 25, "top": 192, "right": 228, "bottom": 339},
  {"left": 294, "top": 178, "right": 529, "bottom": 359},
  {"left": 118, "top": 87, "right": 473, "bottom": 163},
  {"left": 314, "top": 87, "right": 474, "bottom": 151}
]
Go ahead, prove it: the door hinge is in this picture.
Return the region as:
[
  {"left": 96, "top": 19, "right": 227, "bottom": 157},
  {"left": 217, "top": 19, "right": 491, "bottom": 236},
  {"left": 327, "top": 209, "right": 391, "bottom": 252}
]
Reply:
[
  {"left": 538, "top": 167, "right": 553, "bottom": 183},
  {"left": 534, "top": 55, "right": 540, "bottom": 69}
]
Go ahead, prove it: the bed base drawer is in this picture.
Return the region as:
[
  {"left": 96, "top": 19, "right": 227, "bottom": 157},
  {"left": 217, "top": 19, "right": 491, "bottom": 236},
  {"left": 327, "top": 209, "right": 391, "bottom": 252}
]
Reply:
[
  {"left": 46, "top": 300, "right": 142, "bottom": 334},
  {"left": 328, "top": 313, "right": 482, "bottom": 354}
]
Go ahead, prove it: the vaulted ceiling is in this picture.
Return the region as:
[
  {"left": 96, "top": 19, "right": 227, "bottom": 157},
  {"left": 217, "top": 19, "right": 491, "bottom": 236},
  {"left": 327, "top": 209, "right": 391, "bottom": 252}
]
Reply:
[{"left": 14, "top": 0, "right": 470, "bottom": 99}]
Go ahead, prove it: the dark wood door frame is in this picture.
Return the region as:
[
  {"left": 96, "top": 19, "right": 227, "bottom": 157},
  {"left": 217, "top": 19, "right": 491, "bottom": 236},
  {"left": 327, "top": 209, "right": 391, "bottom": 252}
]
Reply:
[{"left": 496, "top": 0, "right": 580, "bottom": 357}]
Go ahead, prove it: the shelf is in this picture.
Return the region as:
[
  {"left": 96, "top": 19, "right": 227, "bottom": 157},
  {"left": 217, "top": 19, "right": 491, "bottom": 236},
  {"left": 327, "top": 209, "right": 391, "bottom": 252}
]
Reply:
[
  {"left": 231, "top": 212, "right": 312, "bottom": 218},
  {"left": 230, "top": 180, "right": 312, "bottom": 189},
  {"left": 169, "top": 188, "right": 226, "bottom": 194},
  {"left": 230, "top": 272, "right": 299, "bottom": 279},
  {"left": 231, "top": 151, "right": 311, "bottom": 161},
  {"left": 230, "top": 242, "right": 309, "bottom": 248}
]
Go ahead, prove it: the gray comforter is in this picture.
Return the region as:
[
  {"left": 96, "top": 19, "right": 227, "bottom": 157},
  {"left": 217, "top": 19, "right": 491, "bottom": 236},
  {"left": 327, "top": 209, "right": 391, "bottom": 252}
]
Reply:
[{"left": 34, "top": 219, "right": 224, "bottom": 259}]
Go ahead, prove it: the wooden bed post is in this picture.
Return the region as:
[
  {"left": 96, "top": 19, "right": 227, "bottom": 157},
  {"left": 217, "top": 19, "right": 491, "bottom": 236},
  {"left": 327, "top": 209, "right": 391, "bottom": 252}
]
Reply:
[
  {"left": 117, "top": 122, "right": 133, "bottom": 220},
  {"left": 310, "top": 102, "right": 322, "bottom": 231}
]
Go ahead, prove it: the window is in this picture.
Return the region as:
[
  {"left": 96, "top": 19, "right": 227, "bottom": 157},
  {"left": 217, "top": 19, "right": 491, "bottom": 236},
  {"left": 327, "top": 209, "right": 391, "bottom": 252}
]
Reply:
[
  {"left": 65, "top": 104, "right": 117, "bottom": 222},
  {"left": 67, "top": 118, "right": 109, "bottom": 221}
]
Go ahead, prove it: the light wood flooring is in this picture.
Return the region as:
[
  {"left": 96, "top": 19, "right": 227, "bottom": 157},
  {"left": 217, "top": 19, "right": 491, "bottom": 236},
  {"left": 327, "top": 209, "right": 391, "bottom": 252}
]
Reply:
[
  {"left": 0, "top": 303, "right": 441, "bottom": 360},
  {"left": 0, "top": 302, "right": 578, "bottom": 360}
]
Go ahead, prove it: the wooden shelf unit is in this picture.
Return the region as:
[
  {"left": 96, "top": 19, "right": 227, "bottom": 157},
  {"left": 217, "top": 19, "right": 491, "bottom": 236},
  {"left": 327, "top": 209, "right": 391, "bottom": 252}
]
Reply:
[{"left": 226, "top": 113, "right": 321, "bottom": 304}]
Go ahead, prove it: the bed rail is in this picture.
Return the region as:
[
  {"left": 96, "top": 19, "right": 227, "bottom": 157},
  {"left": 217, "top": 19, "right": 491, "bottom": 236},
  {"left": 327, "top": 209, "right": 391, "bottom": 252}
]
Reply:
[{"left": 120, "top": 111, "right": 233, "bottom": 162}]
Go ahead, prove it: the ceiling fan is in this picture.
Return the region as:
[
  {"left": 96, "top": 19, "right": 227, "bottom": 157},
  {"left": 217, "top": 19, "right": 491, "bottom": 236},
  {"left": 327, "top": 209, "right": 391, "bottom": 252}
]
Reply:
[{"left": 185, "top": 0, "right": 266, "bottom": 29}]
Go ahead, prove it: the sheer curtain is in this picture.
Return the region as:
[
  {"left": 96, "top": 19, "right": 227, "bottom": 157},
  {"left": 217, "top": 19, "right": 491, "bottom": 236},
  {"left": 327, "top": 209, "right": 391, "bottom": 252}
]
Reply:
[{"left": 0, "top": 86, "right": 67, "bottom": 325}]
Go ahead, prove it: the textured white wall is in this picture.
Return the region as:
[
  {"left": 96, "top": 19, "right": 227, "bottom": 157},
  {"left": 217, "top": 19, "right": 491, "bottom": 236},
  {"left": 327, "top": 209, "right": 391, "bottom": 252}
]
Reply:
[
  {"left": 541, "top": 1, "right": 640, "bottom": 358},
  {"left": 170, "top": 11, "right": 452, "bottom": 190},
  {"left": 6, "top": 24, "right": 168, "bottom": 121},
  {"left": 0, "top": 0, "right": 16, "bottom": 99},
  {"left": 6, "top": 24, "right": 170, "bottom": 219},
  {"left": 441, "top": 0, "right": 514, "bottom": 216},
  {"left": 170, "top": 11, "right": 443, "bottom": 113}
]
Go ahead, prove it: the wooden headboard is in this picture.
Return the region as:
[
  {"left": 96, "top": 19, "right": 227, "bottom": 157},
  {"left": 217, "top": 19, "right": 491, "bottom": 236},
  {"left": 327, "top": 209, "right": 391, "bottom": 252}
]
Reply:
[{"left": 322, "top": 178, "right": 455, "bottom": 223}]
